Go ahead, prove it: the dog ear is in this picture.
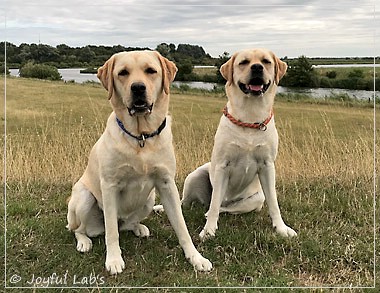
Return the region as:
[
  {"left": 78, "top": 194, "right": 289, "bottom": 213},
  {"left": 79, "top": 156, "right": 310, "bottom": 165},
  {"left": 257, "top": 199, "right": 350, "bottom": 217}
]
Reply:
[
  {"left": 220, "top": 54, "right": 236, "bottom": 86},
  {"left": 155, "top": 51, "right": 178, "bottom": 94},
  {"left": 97, "top": 55, "right": 116, "bottom": 100},
  {"left": 272, "top": 53, "right": 287, "bottom": 85}
]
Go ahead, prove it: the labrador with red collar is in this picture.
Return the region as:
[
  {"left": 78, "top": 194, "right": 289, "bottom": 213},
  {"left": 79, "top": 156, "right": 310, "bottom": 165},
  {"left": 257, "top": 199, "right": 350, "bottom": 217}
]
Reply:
[{"left": 182, "top": 48, "right": 297, "bottom": 240}]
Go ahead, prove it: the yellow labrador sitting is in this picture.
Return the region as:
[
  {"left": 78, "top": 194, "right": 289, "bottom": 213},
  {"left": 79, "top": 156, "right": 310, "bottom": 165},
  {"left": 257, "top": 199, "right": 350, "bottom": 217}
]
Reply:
[
  {"left": 182, "top": 48, "right": 297, "bottom": 240},
  {"left": 67, "top": 51, "right": 212, "bottom": 274}
]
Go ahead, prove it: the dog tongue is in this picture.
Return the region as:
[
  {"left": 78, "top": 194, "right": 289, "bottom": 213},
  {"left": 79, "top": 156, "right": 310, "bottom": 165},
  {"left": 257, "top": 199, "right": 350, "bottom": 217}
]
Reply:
[{"left": 249, "top": 85, "right": 263, "bottom": 91}]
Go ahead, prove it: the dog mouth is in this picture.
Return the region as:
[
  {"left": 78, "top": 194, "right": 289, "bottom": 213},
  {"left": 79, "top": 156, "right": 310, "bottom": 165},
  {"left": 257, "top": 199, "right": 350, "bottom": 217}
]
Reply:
[
  {"left": 238, "top": 78, "right": 271, "bottom": 96},
  {"left": 127, "top": 101, "right": 153, "bottom": 116}
]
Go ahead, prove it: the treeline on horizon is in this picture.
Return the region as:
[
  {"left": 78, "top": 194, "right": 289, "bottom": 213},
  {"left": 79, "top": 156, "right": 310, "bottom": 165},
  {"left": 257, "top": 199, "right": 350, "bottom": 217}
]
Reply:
[
  {"left": 1, "top": 42, "right": 215, "bottom": 69},
  {"left": 1, "top": 41, "right": 378, "bottom": 69},
  {"left": 1, "top": 42, "right": 378, "bottom": 91}
]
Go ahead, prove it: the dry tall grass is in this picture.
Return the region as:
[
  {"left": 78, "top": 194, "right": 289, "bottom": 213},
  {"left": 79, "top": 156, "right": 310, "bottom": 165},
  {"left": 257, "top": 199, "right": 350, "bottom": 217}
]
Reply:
[
  {"left": 4, "top": 78, "right": 376, "bottom": 195},
  {"left": 277, "top": 115, "right": 375, "bottom": 186},
  {"left": 6, "top": 113, "right": 104, "bottom": 184},
  {"left": 3, "top": 78, "right": 377, "bottom": 287}
]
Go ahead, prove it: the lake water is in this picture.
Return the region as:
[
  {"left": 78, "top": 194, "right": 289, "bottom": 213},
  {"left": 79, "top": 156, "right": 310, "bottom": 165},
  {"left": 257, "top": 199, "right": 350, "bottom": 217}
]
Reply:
[
  {"left": 313, "top": 64, "right": 380, "bottom": 68},
  {"left": 9, "top": 67, "right": 379, "bottom": 100},
  {"left": 9, "top": 68, "right": 100, "bottom": 83}
]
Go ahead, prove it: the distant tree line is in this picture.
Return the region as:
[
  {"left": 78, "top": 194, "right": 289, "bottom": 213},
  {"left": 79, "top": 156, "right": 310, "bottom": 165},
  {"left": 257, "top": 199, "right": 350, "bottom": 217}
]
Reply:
[
  {"left": 0, "top": 41, "right": 218, "bottom": 82},
  {"left": 0, "top": 42, "right": 215, "bottom": 69},
  {"left": 1, "top": 42, "right": 378, "bottom": 90},
  {"left": 155, "top": 43, "right": 216, "bottom": 81},
  {"left": 281, "top": 55, "right": 379, "bottom": 91}
]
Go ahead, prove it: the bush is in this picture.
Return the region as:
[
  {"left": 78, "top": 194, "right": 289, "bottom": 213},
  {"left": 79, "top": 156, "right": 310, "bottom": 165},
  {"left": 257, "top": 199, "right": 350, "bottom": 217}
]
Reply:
[
  {"left": 281, "top": 55, "right": 318, "bottom": 88},
  {"left": 375, "top": 78, "right": 380, "bottom": 91},
  {"left": 174, "top": 59, "right": 193, "bottom": 81},
  {"left": 201, "top": 74, "right": 218, "bottom": 83},
  {"left": 0, "top": 63, "right": 10, "bottom": 75},
  {"left": 348, "top": 69, "right": 364, "bottom": 79},
  {"left": 333, "top": 78, "right": 354, "bottom": 89},
  {"left": 319, "top": 77, "right": 332, "bottom": 88},
  {"left": 325, "top": 71, "right": 337, "bottom": 79},
  {"left": 215, "top": 52, "right": 230, "bottom": 84},
  {"left": 19, "top": 62, "right": 61, "bottom": 80}
]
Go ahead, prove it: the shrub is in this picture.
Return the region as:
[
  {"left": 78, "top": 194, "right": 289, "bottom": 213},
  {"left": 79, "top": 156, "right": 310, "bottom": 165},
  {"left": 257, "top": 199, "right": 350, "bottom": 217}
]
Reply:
[
  {"left": 319, "top": 77, "right": 332, "bottom": 88},
  {"left": 201, "top": 74, "right": 218, "bottom": 83},
  {"left": 175, "top": 59, "right": 193, "bottom": 81},
  {"left": 0, "top": 63, "right": 10, "bottom": 75},
  {"left": 215, "top": 52, "right": 230, "bottom": 84},
  {"left": 334, "top": 78, "right": 355, "bottom": 89},
  {"left": 281, "top": 56, "right": 318, "bottom": 88},
  {"left": 19, "top": 62, "right": 61, "bottom": 80},
  {"left": 325, "top": 71, "right": 337, "bottom": 79},
  {"left": 375, "top": 78, "right": 380, "bottom": 91},
  {"left": 348, "top": 69, "right": 364, "bottom": 79}
]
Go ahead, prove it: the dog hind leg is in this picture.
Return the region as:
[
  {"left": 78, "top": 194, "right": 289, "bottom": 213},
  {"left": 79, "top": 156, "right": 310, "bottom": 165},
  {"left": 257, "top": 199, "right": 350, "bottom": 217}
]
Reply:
[
  {"left": 67, "top": 181, "right": 104, "bottom": 252},
  {"left": 182, "top": 162, "right": 213, "bottom": 208},
  {"left": 220, "top": 177, "right": 265, "bottom": 214},
  {"left": 220, "top": 190, "right": 265, "bottom": 214},
  {"left": 155, "top": 163, "right": 213, "bottom": 213}
]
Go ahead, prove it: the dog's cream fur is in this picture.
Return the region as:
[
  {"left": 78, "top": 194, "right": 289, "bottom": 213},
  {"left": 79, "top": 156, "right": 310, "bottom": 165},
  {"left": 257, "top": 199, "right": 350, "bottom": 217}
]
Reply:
[
  {"left": 182, "top": 48, "right": 297, "bottom": 240},
  {"left": 66, "top": 50, "right": 212, "bottom": 274}
]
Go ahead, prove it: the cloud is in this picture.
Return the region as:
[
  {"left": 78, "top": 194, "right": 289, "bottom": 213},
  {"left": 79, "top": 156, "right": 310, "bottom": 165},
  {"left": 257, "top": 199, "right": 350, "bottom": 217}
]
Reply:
[{"left": 2, "top": 0, "right": 378, "bottom": 57}]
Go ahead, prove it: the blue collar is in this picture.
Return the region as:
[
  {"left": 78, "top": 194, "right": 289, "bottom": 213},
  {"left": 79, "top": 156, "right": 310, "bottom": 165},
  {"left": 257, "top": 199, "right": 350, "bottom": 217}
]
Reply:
[{"left": 116, "top": 117, "right": 167, "bottom": 148}]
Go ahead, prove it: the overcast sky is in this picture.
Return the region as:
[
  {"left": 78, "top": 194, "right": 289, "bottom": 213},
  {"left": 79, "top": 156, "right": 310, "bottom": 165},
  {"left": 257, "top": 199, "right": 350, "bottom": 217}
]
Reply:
[{"left": 1, "top": 0, "right": 379, "bottom": 58}]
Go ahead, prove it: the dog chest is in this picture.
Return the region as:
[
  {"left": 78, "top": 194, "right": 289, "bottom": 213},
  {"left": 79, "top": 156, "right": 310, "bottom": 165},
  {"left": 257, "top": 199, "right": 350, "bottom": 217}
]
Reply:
[
  {"left": 212, "top": 139, "right": 275, "bottom": 191},
  {"left": 117, "top": 177, "right": 155, "bottom": 214},
  {"left": 99, "top": 153, "right": 173, "bottom": 214},
  {"left": 226, "top": 151, "right": 259, "bottom": 183}
]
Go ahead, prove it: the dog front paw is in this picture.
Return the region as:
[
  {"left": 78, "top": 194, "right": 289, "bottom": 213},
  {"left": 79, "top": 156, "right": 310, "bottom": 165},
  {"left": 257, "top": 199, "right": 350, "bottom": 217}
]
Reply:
[
  {"left": 153, "top": 204, "right": 164, "bottom": 213},
  {"left": 75, "top": 233, "right": 92, "bottom": 252},
  {"left": 77, "top": 238, "right": 92, "bottom": 252},
  {"left": 133, "top": 224, "right": 150, "bottom": 237},
  {"left": 199, "top": 226, "right": 217, "bottom": 241},
  {"left": 105, "top": 254, "right": 125, "bottom": 275},
  {"left": 188, "top": 253, "right": 213, "bottom": 272},
  {"left": 275, "top": 224, "right": 297, "bottom": 237}
]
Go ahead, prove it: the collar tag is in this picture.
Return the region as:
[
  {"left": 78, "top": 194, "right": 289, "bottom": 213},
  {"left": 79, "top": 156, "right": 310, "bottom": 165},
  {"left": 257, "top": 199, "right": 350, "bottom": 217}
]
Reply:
[
  {"left": 258, "top": 123, "right": 268, "bottom": 131},
  {"left": 138, "top": 135, "right": 146, "bottom": 148},
  {"left": 116, "top": 117, "right": 166, "bottom": 148}
]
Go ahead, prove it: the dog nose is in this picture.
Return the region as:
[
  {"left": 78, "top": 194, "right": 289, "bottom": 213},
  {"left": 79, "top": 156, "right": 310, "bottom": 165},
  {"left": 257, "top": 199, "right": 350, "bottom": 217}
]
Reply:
[
  {"left": 131, "top": 82, "right": 146, "bottom": 95},
  {"left": 251, "top": 64, "right": 263, "bottom": 72}
]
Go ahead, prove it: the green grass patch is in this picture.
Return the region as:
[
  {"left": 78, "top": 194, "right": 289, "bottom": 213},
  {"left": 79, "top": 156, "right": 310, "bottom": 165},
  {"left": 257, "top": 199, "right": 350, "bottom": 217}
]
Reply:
[{"left": 2, "top": 77, "right": 378, "bottom": 289}]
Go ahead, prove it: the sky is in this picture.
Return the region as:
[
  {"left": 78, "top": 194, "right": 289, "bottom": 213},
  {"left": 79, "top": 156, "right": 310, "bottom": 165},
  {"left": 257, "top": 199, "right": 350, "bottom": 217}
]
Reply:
[{"left": 1, "top": 0, "right": 379, "bottom": 58}]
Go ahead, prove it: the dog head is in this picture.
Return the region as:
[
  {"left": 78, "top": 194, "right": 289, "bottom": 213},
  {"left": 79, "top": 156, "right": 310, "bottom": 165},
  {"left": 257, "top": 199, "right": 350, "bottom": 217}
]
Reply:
[
  {"left": 97, "top": 50, "right": 177, "bottom": 116},
  {"left": 220, "top": 48, "right": 287, "bottom": 98}
]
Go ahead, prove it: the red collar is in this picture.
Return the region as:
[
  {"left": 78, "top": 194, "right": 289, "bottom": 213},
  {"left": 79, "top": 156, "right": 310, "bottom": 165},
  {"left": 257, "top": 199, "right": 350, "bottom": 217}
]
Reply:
[{"left": 222, "top": 105, "right": 273, "bottom": 131}]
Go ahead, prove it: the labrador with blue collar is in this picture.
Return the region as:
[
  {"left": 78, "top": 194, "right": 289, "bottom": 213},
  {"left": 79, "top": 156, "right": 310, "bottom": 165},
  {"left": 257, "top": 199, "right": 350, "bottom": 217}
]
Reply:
[
  {"left": 66, "top": 51, "right": 212, "bottom": 274},
  {"left": 181, "top": 48, "right": 297, "bottom": 240}
]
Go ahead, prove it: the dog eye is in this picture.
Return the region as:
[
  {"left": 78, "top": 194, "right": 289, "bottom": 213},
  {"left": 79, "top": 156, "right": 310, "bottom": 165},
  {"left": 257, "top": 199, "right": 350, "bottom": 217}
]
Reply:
[
  {"left": 239, "top": 59, "right": 250, "bottom": 66},
  {"left": 146, "top": 67, "right": 157, "bottom": 74},
  {"left": 262, "top": 59, "right": 271, "bottom": 64},
  {"left": 118, "top": 69, "right": 129, "bottom": 76}
]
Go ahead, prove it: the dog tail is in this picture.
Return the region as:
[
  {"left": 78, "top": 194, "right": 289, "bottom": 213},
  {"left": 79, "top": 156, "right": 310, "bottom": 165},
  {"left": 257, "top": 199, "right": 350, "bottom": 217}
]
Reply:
[{"left": 182, "top": 162, "right": 213, "bottom": 208}]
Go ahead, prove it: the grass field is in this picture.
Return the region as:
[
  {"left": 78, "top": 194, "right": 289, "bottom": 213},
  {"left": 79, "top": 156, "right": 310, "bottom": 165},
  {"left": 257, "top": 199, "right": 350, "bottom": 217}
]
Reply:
[
  {"left": 314, "top": 66, "right": 376, "bottom": 80},
  {"left": 1, "top": 77, "right": 379, "bottom": 290}
]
